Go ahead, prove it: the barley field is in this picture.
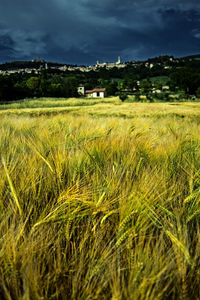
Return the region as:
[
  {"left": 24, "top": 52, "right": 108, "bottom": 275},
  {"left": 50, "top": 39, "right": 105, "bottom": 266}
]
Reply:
[{"left": 1, "top": 98, "right": 200, "bottom": 299}]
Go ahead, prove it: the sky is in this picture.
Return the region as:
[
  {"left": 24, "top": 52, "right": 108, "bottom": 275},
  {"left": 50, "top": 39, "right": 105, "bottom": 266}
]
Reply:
[{"left": 0, "top": 0, "right": 200, "bottom": 65}]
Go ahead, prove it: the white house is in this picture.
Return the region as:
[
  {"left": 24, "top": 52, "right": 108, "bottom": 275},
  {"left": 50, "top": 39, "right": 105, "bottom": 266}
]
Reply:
[{"left": 85, "top": 88, "right": 106, "bottom": 98}]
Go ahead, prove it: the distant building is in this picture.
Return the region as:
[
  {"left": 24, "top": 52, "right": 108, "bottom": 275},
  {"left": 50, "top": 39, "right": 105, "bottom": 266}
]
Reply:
[
  {"left": 116, "top": 56, "right": 121, "bottom": 65},
  {"left": 78, "top": 86, "right": 85, "bottom": 96},
  {"left": 77, "top": 86, "right": 106, "bottom": 98},
  {"left": 152, "top": 88, "right": 162, "bottom": 94},
  {"left": 162, "top": 85, "right": 170, "bottom": 91},
  {"left": 85, "top": 88, "right": 106, "bottom": 98},
  {"left": 59, "top": 65, "right": 67, "bottom": 71},
  {"left": 32, "top": 57, "right": 45, "bottom": 63},
  {"left": 95, "top": 57, "right": 125, "bottom": 69},
  {"left": 96, "top": 61, "right": 107, "bottom": 68}
]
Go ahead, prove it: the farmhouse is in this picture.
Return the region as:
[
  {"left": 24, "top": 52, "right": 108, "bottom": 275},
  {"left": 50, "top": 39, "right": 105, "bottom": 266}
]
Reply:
[{"left": 85, "top": 88, "right": 106, "bottom": 98}]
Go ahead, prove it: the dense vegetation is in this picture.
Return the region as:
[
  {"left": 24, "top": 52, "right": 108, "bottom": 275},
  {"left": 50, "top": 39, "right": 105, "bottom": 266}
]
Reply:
[
  {"left": 1, "top": 54, "right": 200, "bottom": 102},
  {"left": 1, "top": 99, "right": 200, "bottom": 299}
]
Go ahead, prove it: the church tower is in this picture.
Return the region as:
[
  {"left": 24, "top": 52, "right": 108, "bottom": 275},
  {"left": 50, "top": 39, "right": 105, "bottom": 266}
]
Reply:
[{"left": 117, "top": 56, "right": 121, "bottom": 64}]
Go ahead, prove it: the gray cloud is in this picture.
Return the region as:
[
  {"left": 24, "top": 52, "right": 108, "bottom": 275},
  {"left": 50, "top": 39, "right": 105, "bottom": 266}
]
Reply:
[
  {"left": 0, "top": 0, "right": 200, "bottom": 63},
  {"left": 192, "top": 29, "right": 200, "bottom": 39}
]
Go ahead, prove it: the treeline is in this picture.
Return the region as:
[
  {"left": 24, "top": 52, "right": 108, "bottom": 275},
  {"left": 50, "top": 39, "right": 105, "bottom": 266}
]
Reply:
[
  {"left": 0, "top": 61, "right": 68, "bottom": 71},
  {"left": 0, "top": 72, "right": 79, "bottom": 102}
]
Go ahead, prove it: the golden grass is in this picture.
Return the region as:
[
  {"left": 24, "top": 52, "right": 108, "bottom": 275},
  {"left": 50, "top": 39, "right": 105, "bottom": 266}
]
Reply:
[
  {"left": 0, "top": 99, "right": 200, "bottom": 299},
  {"left": 1, "top": 98, "right": 200, "bottom": 120}
]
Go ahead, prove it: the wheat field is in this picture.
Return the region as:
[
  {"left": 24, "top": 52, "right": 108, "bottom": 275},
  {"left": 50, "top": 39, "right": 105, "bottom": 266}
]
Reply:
[{"left": 1, "top": 98, "right": 200, "bottom": 299}]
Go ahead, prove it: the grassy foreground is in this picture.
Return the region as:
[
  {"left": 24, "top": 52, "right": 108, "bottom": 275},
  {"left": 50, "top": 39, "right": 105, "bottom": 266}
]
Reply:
[{"left": 1, "top": 99, "right": 200, "bottom": 299}]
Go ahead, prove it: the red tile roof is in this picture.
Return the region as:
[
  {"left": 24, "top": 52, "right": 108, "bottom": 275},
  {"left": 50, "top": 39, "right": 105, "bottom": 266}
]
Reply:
[{"left": 85, "top": 88, "right": 106, "bottom": 94}]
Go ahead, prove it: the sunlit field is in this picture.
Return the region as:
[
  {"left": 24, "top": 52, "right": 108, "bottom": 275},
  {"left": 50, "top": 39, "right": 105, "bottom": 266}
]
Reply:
[{"left": 1, "top": 98, "right": 200, "bottom": 299}]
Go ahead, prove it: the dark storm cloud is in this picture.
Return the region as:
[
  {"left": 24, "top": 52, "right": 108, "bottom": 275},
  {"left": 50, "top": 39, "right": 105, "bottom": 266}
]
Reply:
[{"left": 0, "top": 0, "right": 200, "bottom": 64}]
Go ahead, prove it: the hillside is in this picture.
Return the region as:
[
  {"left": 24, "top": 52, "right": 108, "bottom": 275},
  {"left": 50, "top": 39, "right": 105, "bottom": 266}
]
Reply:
[{"left": 0, "top": 54, "right": 200, "bottom": 102}]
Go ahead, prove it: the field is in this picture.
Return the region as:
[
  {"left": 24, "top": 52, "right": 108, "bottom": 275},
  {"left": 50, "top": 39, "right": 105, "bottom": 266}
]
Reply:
[{"left": 1, "top": 97, "right": 200, "bottom": 299}]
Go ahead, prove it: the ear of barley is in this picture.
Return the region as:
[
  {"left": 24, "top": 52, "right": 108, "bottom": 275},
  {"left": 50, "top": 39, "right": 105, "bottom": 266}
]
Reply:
[{"left": 2, "top": 156, "right": 23, "bottom": 216}]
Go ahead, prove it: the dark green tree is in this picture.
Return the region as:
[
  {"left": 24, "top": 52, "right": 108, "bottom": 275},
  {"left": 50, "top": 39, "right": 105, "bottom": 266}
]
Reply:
[{"left": 26, "top": 77, "right": 40, "bottom": 96}]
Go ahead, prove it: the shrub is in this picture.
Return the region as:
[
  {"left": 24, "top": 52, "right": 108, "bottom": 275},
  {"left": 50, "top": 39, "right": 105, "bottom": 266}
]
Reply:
[{"left": 119, "top": 93, "right": 128, "bottom": 102}]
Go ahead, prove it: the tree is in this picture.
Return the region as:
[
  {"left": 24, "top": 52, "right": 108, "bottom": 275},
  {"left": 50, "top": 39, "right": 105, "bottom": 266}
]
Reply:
[
  {"left": 170, "top": 69, "right": 200, "bottom": 94},
  {"left": 98, "top": 78, "right": 105, "bottom": 87},
  {"left": 48, "top": 83, "right": 62, "bottom": 97},
  {"left": 0, "top": 75, "right": 16, "bottom": 101},
  {"left": 105, "top": 82, "right": 118, "bottom": 96},
  {"left": 62, "top": 76, "right": 78, "bottom": 97},
  {"left": 39, "top": 71, "right": 48, "bottom": 96},
  {"left": 154, "top": 81, "right": 163, "bottom": 90},
  {"left": 26, "top": 77, "right": 40, "bottom": 96},
  {"left": 14, "top": 81, "right": 30, "bottom": 99},
  {"left": 140, "top": 80, "right": 152, "bottom": 94},
  {"left": 196, "top": 87, "right": 200, "bottom": 98}
]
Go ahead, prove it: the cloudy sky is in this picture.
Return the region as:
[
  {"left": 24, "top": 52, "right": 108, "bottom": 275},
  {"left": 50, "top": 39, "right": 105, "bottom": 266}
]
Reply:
[{"left": 0, "top": 0, "right": 200, "bottom": 65}]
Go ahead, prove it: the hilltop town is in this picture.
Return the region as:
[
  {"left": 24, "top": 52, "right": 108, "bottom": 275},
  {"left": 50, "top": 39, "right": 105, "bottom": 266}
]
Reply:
[
  {"left": 0, "top": 55, "right": 181, "bottom": 75},
  {"left": 0, "top": 56, "right": 127, "bottom": 75}
]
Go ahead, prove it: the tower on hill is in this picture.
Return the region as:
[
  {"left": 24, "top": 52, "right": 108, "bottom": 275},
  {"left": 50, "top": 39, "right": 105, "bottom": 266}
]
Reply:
[{"left": 116, "top": 56, "right": 121, "bottom": 64}]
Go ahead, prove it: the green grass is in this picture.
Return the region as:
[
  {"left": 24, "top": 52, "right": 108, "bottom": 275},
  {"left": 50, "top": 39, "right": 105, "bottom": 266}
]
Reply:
[
  {"left": 0, "top": 97, "right": 119, "bottom": 110},
  {"left": 1, "top": 98, "right": 200, "bottom": 299}
]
